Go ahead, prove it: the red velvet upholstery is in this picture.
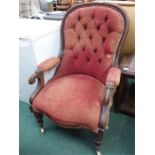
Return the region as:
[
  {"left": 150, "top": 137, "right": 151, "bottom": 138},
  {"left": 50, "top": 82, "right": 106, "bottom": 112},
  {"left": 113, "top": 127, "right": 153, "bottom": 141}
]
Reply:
[
  {"left": 31, "top": 3, "right": 128, "bottom": 132},
  {"left": 55, "top": 6, "right": 124, "bottom": 84},
  {"left": 32, "top": 74, "right": 105, "bottom": 132}
]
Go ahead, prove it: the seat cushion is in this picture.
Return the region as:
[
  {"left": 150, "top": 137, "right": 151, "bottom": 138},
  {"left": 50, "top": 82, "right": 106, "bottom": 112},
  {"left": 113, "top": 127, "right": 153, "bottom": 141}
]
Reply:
[{"left": 32, "top": 74, "right": 105, "bottom": 132}]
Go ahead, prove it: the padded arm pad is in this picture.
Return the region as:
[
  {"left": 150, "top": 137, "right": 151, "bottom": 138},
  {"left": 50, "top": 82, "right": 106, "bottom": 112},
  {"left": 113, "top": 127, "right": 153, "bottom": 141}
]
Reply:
[
  {"left": 37, "top": 57, "right": 60, "bottom": 72},
  {"left": 106, "top": 67, "right": 121, "bottom": 87}
]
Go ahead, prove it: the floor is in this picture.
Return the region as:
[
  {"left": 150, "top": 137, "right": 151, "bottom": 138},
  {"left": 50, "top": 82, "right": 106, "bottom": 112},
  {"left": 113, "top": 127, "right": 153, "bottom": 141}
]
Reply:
[{"left": 19, "top": 100, "right": 135, "bottom": 155}]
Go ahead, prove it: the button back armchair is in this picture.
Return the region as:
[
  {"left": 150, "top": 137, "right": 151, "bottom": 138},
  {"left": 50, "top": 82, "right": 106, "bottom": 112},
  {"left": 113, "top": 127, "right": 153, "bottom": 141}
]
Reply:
[{"left": 29, "top": 3, "right": 129, "bottom": 155}]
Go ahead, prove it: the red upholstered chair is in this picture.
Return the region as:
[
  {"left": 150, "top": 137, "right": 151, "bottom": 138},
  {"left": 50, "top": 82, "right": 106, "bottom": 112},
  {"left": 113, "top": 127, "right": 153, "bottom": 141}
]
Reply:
[{"left": 29, "top": 3, "right": 129, "bottom": 155}]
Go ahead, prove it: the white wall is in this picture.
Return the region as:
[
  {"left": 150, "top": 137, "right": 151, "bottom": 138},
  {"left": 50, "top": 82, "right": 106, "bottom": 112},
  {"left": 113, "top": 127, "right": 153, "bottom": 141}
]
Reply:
[{"left": 19, "top": 19, "right": 61, "bottom": 103}]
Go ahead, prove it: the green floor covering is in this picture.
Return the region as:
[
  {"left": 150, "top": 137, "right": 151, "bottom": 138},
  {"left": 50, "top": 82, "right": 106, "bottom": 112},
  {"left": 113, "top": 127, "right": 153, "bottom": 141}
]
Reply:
[{"left": 19, "top": 100, "right": 135, "bottom": 155}]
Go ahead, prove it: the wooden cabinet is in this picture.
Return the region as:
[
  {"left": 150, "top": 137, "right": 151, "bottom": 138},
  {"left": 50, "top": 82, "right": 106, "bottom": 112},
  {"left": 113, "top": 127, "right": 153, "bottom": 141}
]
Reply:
[{"left": 114, "top": 56, "right": 135, "bottom": 116}]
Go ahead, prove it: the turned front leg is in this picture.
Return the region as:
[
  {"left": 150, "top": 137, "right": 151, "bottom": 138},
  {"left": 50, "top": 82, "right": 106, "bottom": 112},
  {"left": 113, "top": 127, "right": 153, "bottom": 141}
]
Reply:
[{"left": 94, "top": 128, "right": 104, "bottom": 155}]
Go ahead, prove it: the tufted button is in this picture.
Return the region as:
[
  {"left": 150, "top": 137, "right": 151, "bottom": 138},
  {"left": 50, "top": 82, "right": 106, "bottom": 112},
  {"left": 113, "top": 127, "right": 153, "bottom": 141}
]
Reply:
[
  {"left": 102, "top": 37, "right": 106, "bottom": 43},
  {"left": 98, "top": 59, "right": 102, "bottom": 63},
  {"left": 74, "top": 55, "right": 78, "bottom": 60},
  {"left": 84, "top": 24, "right": 87, "bottom": 30},
  {"left": 78, "top": 16, "right": 81, "bottom": 21},
  {"left": 86, "top": 57, "right": 90, "bottom": 62},
  {"left": 82, "top": 47, "right": 85, "bottom": 51},
  {"left": 70, "top": 46, "right": 73, "bottom": 50},
  {"left": 97, "top": 25, "right": 100, "bottom": 31},
  {"left": 89, "top": 35, "right": 92, "bottom": 40},
  {"left": 94, "top": 48, "right": 97, "bottom": 53},
  {"left": 108, "top": 27, "right": 112, "bottom": 33},
  {"left": 105, "top": 16, "right": 108, "bottom": 22},
  {"left": 72, "top": 24, "right": 76, "bottom": 29},
  {"left": 77, "top": 35, "right": 80, "bottom": 40}
]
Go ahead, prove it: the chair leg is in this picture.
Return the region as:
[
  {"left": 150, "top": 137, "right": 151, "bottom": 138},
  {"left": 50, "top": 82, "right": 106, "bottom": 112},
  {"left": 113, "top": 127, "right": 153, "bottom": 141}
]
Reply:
[
  {"left": 33, "top": 111, "right": 45, "bottom": 134},
  {"left": 94, "top": 128, "right": 104, "bottom": 155}
]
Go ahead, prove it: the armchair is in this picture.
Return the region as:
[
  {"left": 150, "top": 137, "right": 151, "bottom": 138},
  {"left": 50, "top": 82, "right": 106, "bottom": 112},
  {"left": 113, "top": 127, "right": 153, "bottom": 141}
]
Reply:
[{"left": 29, "top": 3, "right": 129, "bottom": 155}]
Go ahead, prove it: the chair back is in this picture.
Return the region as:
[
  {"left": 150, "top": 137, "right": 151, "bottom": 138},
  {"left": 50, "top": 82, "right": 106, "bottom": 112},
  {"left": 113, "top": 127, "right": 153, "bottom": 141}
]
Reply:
[{"left": 56, "top": 3, "right": 129, "bottom": 84}]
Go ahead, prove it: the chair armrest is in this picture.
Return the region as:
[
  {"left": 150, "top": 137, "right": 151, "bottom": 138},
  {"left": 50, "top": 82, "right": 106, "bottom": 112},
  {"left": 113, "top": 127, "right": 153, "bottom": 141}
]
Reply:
[
  {"left": 106, "top": 67, "right": 121, "bottom": 87},
  {"left": 28, "top": 69, "right": 44, "bottom": 105},
  {"left": 38, "top": 57, "right": 60, "bottom": 73},
  {"left": 28, "top": 57, "right": 60, "bottom": 105},
  {"left": 98, "top": 68, "right": 121, "bottom": 129}
]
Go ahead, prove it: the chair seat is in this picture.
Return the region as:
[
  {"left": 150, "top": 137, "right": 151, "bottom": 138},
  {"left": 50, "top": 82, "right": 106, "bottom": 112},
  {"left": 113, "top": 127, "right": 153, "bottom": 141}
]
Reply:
[{"left": 32, "top": 74, "right": 106, "bottom": 131}]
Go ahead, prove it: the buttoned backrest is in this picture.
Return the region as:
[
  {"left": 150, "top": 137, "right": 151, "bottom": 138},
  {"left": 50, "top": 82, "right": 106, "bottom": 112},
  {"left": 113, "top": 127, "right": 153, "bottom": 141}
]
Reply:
[{"left": 55, "top": 3, "right": 129, "bottom": 84}]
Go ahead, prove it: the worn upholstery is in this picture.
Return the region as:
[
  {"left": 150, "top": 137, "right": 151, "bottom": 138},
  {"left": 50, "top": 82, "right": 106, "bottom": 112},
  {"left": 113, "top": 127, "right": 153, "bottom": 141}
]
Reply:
[
  {"left": 106, "top": 67, "right": 121, "bottom": 86},
  {"left": 32, "top": 3, "right": 128, "bottom": 132},
  {"left": 33, "top": 74, "right": 105, "bottom": 132},
  {"left": 55, "top": 5, "right": 124, "bottom": 84}
]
